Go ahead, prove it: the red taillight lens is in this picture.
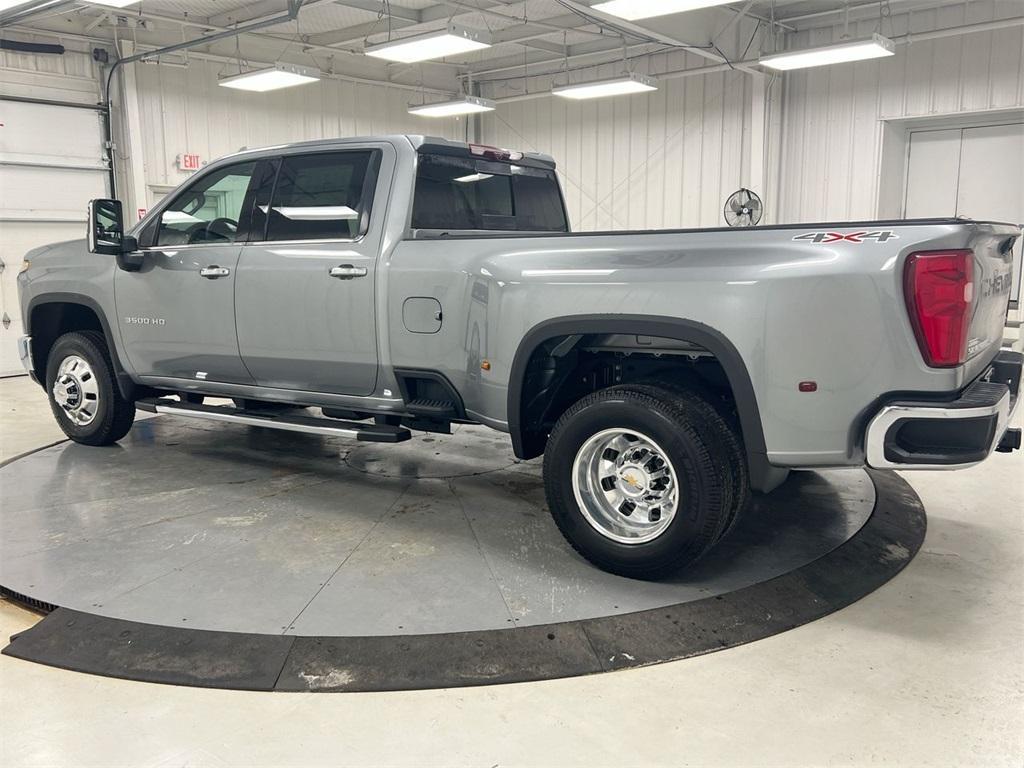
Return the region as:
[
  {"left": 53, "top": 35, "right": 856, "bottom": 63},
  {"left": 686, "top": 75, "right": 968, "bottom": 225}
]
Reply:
[{"left": 904, "top": 249, "right": 974, "bottom": 367}]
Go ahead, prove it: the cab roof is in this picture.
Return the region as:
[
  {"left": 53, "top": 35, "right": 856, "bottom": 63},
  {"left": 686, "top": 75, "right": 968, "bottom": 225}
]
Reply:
[{"left": 220, "top": 135, "right": 555, "bottom": 169}]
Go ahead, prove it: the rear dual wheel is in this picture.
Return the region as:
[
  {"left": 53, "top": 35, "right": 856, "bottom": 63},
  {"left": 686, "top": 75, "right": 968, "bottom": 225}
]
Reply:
[{"left": 543, "top": 384, "right": 747, "bottom": 580}]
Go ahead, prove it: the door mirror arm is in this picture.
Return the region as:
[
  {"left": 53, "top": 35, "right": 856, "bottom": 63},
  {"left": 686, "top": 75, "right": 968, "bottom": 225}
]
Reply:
[{"left": 116, "top": 236, "right": 143, "bottom": 272}]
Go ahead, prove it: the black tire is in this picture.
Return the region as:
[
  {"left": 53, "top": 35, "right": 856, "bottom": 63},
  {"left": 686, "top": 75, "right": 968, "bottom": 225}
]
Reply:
[
  {"left": 543, "top": 384, "right": 736, "bottom": 579},
  {"left": 651, "top": 380, "right": 751, "bottom": 537},
  {"left": 45, "top": 330, "right": 135, "bottom": 446}
]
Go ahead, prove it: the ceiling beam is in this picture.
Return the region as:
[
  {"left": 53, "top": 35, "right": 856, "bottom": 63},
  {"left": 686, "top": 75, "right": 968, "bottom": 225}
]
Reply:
[
  {"left": 205, "top": 0, "right": 334, "bottom": 28},
  {"left": 75, "top": 4, "right": 376, "bottom": 68},
  {"left": 521, "top": 38, "right": 567, "bottom": 55},
  {"left": 300, "top": 0, "right": 512, "bottom": 48},
  {"left": 468, "top": 39, "right": 667, "bottom": 79},
  {"left": 302, "top": 0, "right": 612, "bottom": 52},
  {"left": 304, "top": 18, "right": 398, "bottom": 47},
  {"left": 440, "top": 2, "right": 609, "bottom": 40},
  {"left": 333, "top": 0, "right": 421, "bottom": 23},
  {"left": 553, "top": 0, "right": 759, "bottom": 74},
  {"left": 0, "top": 0, "right": 74, "bottom": 27}
]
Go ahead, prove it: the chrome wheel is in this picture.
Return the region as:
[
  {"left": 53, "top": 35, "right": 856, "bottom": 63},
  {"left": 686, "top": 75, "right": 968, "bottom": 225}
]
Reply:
[
  {"left": 52, "top": 354, "right": 100, "bottom": 426},
  {"left": 571, "top": 428, "right": 679, "bottom": 544}
]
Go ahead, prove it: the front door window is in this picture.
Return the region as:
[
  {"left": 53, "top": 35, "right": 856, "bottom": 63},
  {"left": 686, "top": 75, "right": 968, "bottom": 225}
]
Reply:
[{"left": 156, "top": 161, "right": 256, "bottom": 246}]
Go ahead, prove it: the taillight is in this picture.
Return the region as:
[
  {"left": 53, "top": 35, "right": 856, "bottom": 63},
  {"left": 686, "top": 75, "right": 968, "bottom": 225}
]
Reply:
[{"left": 903, "top": 249, "right": 974, "bottom": 367}]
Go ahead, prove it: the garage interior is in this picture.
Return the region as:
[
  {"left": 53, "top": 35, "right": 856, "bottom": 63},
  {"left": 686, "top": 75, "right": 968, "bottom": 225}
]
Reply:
[{"left": 0, "top": 0, "right": 1022, "bottom": 765}]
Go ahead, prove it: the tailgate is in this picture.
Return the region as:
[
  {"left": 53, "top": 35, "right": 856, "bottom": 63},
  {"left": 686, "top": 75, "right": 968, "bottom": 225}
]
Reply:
[{"left": 963, "top": 223, "right": 1020, "bottom": 380}]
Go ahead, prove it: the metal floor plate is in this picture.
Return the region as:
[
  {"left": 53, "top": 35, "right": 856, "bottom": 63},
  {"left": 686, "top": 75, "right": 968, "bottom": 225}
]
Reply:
[{"left": 0, "top": 417, "right": 875, "bottom": 637}]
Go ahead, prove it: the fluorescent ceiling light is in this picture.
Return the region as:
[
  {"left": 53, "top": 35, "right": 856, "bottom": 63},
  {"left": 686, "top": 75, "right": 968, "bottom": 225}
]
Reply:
[
  {"left": 408, "top": 95, "right": 496, "bottom": 117},
  {"left": 218, "top": 63, "right": 320, "bottom": 92},
  {"left": 760, "top": 33, "right": 895, "bottom": 71},
  {"left": 590, "top": 0, "right": 735, "bottom": 20},
  {"left": 552, "top": 73, "right": 657, "bottom": 100},
  {"left": 0, "top": 0, "right": 68, "bottom": 9},
  {"left": 88, "top": 0, "right": 140, "bottom": 7},
  {"left": 454, "top": 173, "right": 494, "bottom": 183},
  {"left": 366, "top": 23, "right": 490, "bottom": 63}
]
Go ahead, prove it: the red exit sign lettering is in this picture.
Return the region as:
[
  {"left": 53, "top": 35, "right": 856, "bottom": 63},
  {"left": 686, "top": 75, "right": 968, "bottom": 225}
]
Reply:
[{"left": 177, "top": 153, "right": 202, "bottom": 171}]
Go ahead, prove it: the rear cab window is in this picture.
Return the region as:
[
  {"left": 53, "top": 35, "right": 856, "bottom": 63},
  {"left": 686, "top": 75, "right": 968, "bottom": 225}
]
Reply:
[
  {"left": 411, "top": 151, "right": 568, "bottom": 234},
  {"left": 246, "top": 150, "right": 381, "bottom": 243}
]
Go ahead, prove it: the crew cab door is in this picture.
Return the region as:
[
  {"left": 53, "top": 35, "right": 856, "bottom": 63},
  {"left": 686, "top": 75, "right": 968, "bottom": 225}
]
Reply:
[
  {"left": 115, "top": 160, "right": 260, "bottom": 383},
  {"left": 234, "top": 146, "right": 389, "bottom": 396}
]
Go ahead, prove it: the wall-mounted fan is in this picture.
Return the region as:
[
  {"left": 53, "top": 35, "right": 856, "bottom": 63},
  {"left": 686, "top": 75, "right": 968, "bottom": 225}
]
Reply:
[{"left": 723, "top": 188, "right": 763, "bottom": 227}]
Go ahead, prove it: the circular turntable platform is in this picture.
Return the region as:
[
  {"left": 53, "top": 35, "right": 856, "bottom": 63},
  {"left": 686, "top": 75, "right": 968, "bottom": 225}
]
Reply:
[{"left": 0, "top": 416, "right": 925, "bottom": 691}]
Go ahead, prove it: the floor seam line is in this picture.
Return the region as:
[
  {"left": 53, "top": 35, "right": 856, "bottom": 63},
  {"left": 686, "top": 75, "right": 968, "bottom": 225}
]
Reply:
[
  {"left": 90, "top": 515, "right": 291, "bottom": 607},
  {"left": 269, "top": 635, "right": 298, "bottom": 691},
  {"left": 446, "top": 476, "right": 518, "bottom": 629},
  {"left": 279, "top": 480, "right": 414, "bottom": 635},
  {"left": 578, "top": 621, "right": 609, "bottom": 671}
]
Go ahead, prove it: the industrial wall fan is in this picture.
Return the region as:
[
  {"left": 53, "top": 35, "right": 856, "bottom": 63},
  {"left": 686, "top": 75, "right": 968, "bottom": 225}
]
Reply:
[{"left": 723, "top": 188, "right": 763, "bottom": 227}]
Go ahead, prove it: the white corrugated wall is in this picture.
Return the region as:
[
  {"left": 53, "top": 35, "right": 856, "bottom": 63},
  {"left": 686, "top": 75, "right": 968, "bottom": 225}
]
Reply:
[
  {"left": 479, "top": 0, "right": 1023, "bottom": 229},
  {"left": 481, "top": 58, "right": 759, "bottom": 231},
  {"left": 3, "top": 0, "right": 1022, "bottom": 230},
  {"left": 130, "top": 57, "right": 467, "bottom": 204},
  {"left": 776, "top": 0, "right": 1024, "bottom": 222}
]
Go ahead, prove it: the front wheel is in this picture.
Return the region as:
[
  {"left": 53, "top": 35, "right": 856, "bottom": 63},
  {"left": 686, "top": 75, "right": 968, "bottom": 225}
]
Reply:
[
  {"left": 45, "top": 330, "right": 135, "bottom": 446},
  {"left": 543, "top": 385, "right": 736, "bottom": 579}
]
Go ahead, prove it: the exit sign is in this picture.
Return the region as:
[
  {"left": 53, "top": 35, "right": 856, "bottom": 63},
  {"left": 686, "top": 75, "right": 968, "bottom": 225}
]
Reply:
[{"left": 177, "top": 153, "right": 202, "bottom": 171}]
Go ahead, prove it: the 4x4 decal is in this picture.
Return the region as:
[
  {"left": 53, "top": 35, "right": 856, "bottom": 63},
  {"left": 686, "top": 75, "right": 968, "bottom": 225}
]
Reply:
[{"left": 793, "top": 230, "right": 900, "bottom": 244}]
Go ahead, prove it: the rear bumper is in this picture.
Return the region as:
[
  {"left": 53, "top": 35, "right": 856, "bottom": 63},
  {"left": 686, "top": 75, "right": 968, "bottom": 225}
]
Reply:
[{"left": 866, "top": 350, "right": 1022, "bottom": 469}]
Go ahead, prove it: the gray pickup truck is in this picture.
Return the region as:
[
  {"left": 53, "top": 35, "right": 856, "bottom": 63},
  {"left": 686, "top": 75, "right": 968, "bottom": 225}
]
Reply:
[{"left": 16, "top": 135, "right": 1022, "bottom": 578}]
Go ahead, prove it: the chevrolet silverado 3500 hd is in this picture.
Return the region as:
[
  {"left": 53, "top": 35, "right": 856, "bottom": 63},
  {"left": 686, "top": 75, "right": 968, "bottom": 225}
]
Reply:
[{"left": 17, "top": 135, "right": 1022, "bottom": 578}]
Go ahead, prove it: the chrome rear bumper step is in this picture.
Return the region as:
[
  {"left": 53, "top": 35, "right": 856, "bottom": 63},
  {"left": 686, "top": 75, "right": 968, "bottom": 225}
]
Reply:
[{"left": 136, "top": 398, "right": 412, "bottom": 443}]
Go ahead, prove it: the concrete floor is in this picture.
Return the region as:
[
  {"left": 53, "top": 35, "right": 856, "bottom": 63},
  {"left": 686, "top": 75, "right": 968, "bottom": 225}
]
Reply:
[{"left": 0, "top": 374, "right": 1021, "bottom": 767}]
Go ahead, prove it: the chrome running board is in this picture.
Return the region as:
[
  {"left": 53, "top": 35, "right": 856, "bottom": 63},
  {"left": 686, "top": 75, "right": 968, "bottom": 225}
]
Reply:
[{"left": 136, "top": 398, "right": 411, "bottom": 443}]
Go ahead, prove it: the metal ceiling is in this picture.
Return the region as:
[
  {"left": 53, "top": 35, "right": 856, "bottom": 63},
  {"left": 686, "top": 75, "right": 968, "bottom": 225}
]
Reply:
[{"left": 0, "top": 0, "right": 1015, "bottom": 96}]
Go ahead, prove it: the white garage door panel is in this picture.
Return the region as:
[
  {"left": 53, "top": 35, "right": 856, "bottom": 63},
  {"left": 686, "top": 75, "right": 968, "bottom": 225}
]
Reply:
[
  {"left": 904, "top": 129, "right": 962, "bottom": 218},
  {"left": 956, "top": 124, "right": 1024, "bottom": 222},
  {"left": 0, "top": 99, "right": 108, "bottom": 376},
  {"left": 0, "top": 165, "right": 107, "bottom": 221},
  {"left": 0, "top": 221, "right": 90, "bottom": 377},
  {"left": 0, "top": 101, "right": 106, "bottom": 169},
  {"left": 904, "top": 121, "right": 1023, "bottom": 308}
]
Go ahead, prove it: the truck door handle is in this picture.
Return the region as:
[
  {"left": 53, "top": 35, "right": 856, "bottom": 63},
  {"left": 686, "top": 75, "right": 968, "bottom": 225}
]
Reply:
[
  {"left": 329, "top": 265, "right": 368, "bottom": 280},
  {"left": 200, "top": 266, "right": 230, "bottom": 279}
]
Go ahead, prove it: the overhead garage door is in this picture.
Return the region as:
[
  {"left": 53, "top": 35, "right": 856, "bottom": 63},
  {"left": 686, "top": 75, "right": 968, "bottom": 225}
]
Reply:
[
  {"left": 0, "top": 98, "right": 110, "bottom": 376},
  {"left": 904, "top": 122, "right": 1024, "bottom": 309}
]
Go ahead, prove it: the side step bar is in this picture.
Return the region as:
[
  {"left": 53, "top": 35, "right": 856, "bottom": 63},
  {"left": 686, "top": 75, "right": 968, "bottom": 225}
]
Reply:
[{"left": 136, "top": 398, "right": 411, "bottom": 443}]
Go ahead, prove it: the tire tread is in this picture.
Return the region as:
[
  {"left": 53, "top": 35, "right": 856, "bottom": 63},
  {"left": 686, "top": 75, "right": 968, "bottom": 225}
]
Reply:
[
  {"left": 543, "top": 384, "right": 734, "bottom": 579},
  {"left": 46, "top": 330, "right": 135, "bottom": 446}
]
